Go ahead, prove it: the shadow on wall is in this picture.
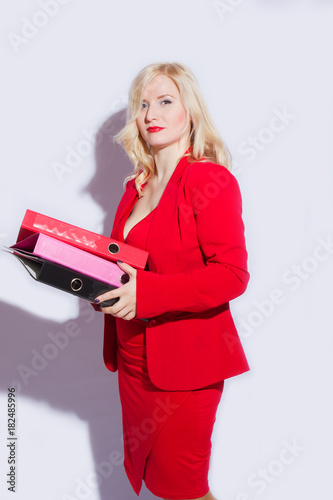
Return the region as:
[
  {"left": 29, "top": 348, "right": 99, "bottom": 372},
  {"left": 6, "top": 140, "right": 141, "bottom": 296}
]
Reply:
[{"left": 0, "top": 110, "right": 155, "bottom": 500}]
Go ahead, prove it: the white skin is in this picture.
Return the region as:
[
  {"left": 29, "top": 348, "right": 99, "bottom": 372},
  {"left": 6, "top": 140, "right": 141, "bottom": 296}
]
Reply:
[{"left": 94, "top": 74, "right": 191, "bottom": 319}]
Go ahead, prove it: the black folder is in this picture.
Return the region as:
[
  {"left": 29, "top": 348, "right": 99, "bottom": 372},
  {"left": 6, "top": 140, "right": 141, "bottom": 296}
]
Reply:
[{"left": 7, "top": 250, "right": 120, "bottom": 307}]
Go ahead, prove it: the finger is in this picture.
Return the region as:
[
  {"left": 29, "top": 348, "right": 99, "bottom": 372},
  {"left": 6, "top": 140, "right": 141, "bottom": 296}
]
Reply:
[
  {"left": 101, "top": 298, "right": 125, "bottom": 315},
  {"left": 122, "top": 310, "right": 136, "bottom": 321},
  {"left": 107, "top": 306, "right": 136, "bottom": 320},
  {"left": 101, "top": 302, "right": 128, "bottom": 316},
  {"left": 116, "top": 260, "right": 137, "bottom": 277},
  {"left": 94, "top": 288, "right": 119, "bottom": 304},
  {"left": 100, "top": 304, "right": 117, "bottom": 314},
  {"left": 97, "top": 280, "right": 133, "bottom": 304}
]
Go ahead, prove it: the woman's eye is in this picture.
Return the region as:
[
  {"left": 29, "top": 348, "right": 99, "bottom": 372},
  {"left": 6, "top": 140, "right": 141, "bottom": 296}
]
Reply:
[
  {"left": 161, "top": 99, "right": 172, "bottom": 105},
  {"left": 141, "top": 102, "right": 148, "bottom": 109}
]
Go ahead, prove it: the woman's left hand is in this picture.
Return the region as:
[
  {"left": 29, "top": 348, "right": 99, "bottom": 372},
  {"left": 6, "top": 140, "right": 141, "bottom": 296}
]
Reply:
[{"left": 94, "top": 261, "right": 137, "bottom": 320}]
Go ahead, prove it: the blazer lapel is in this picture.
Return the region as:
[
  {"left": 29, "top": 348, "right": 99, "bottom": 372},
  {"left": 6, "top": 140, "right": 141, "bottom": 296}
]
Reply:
[
  {"left": 146, "top": 153, "right": 190, "bottom": 273},
  {"left": 110, "top": 183, "right": 137, "bottom": 240},
  {"left": 110, "top": 150, "right": 191, "bottom": 267}
]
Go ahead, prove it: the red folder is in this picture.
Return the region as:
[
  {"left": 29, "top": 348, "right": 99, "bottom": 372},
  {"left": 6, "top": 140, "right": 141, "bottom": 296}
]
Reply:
[{"left": 16, "top": 210, "right": 148, "bottom": 270}]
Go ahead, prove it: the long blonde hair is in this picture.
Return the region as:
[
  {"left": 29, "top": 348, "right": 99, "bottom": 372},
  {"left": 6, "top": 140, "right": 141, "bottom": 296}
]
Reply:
[{"left": 114, "top": 62, "right": 232, "bottom": 195}]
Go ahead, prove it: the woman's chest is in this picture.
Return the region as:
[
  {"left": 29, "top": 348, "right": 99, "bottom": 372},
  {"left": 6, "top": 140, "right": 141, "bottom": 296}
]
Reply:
[
  {"left": 123, "top": 183, "right": 167, "bottom": 241},
  {"left": 112, "top": 176, "right": 205, "bottom": 273}
]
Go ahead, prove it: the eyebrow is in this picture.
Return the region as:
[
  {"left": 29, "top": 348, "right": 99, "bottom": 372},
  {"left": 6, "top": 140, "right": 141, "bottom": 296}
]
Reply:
[{"left": 142, "top": 94, "right": 175, "bottom": 101}]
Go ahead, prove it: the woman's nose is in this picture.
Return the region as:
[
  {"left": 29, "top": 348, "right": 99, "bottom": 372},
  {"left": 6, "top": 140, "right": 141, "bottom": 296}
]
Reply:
[{"left": 145, "top": 104, "right": 158, "bottom": 122}]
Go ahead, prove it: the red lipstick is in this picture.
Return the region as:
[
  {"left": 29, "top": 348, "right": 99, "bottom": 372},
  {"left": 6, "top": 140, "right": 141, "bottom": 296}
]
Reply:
[{"left": 147, "top": 127, "right": 164, "bottom": 133}]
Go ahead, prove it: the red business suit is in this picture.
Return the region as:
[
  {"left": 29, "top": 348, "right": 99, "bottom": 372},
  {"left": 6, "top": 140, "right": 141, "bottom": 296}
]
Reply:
[
  {"left": 103, "top": 152, "right": 250, "bottom": 390},
  {"left": 102, "top": 151, "right": 250, "bottom": 497}
]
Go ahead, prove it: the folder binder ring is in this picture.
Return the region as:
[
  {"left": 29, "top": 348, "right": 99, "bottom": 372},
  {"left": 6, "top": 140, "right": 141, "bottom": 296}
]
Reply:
[
  {"left": 120, "top": 273, "right": 130, "bottom": 285},
  {"left": 108, "top": 243, "right": 120, "bottom": 254},
  {"left": 71, "top": 278, "right": 83, "bottom": 292}
]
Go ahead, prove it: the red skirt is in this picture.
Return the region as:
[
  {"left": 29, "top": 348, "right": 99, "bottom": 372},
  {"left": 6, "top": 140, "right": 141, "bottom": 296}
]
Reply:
[{"left": 116, "top": 316, "right": 224, "bottom": 499}]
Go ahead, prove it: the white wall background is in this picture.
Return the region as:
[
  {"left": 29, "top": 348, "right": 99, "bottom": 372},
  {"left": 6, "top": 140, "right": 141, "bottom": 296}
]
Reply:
[{"left": 1, "top": 1, "right": 332, "bottom": 499}]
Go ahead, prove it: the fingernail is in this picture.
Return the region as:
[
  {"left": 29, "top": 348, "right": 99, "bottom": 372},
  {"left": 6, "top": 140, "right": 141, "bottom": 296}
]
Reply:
[{"left": 94, "top": 298, "right": 100, "bottom": 303}]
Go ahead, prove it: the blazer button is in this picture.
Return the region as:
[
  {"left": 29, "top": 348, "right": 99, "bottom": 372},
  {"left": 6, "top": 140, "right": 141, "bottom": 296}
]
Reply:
[{"left": 148, "top": 319, "right": 157, "bottom": 327}]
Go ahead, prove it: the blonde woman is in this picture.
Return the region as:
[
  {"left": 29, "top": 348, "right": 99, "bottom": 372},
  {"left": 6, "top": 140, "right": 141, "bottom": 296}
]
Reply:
[{"left": 95, "top": 62, "right": 250, "bottom": 500}]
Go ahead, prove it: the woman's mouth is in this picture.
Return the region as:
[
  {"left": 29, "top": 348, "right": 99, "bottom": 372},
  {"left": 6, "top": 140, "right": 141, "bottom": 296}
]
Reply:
[{"left": 147, "top": 127, "right": 164, "bottom": 133}]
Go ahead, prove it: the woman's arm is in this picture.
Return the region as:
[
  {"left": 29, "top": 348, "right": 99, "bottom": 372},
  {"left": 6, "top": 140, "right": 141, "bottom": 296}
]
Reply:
[
  {"left": 95, "top": 164, "right": 249, "bottom": 320},
  {"left": 135, "top": 164, "right": 249, "bottom": 318}
]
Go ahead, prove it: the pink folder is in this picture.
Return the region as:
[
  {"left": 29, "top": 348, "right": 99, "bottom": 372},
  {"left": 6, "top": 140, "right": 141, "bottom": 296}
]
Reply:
[{"left": 10, "top": 233, "right": 128, "bottom": 288}]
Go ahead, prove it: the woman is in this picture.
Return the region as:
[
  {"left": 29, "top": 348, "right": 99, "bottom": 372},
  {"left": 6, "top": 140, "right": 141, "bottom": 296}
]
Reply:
[{"left": 94, "top": 62, "right": 250, "bottom": 500}]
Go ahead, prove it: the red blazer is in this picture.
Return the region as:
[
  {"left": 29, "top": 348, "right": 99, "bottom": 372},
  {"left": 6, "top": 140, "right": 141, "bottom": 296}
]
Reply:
[{"left": 102, "top": 153, "right": 250, "bottom": 390}]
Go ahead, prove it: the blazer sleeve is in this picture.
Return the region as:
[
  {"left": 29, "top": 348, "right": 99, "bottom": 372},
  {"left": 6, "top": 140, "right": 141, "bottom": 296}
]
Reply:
[
  {"left": 103, "top": 313, "right": 118, "bottom": 371},
  {"left": 135, "top": 163, "right": 250, "bottom": 318}
]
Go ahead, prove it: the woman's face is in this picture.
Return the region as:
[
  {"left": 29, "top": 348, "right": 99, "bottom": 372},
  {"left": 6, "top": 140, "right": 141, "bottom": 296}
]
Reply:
[{"left": 136, "top": 74, "right": 190, "bottom": 151}]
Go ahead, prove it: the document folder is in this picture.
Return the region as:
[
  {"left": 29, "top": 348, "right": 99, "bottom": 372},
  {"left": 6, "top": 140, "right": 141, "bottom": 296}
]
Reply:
[
  {"left": 10, "top": 233, "right": 128, "bottom": 288},
  {"left": 6, "top": 249, "right": 121, "bottom": 307},
  {"left": 17, "top": 209, "right": 148, "bottom": 270}
]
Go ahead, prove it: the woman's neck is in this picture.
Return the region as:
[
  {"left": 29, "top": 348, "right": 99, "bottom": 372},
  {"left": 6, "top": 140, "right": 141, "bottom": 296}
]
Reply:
[{"left": 151, "top": 139, "right": 190, "bottom": 184}]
